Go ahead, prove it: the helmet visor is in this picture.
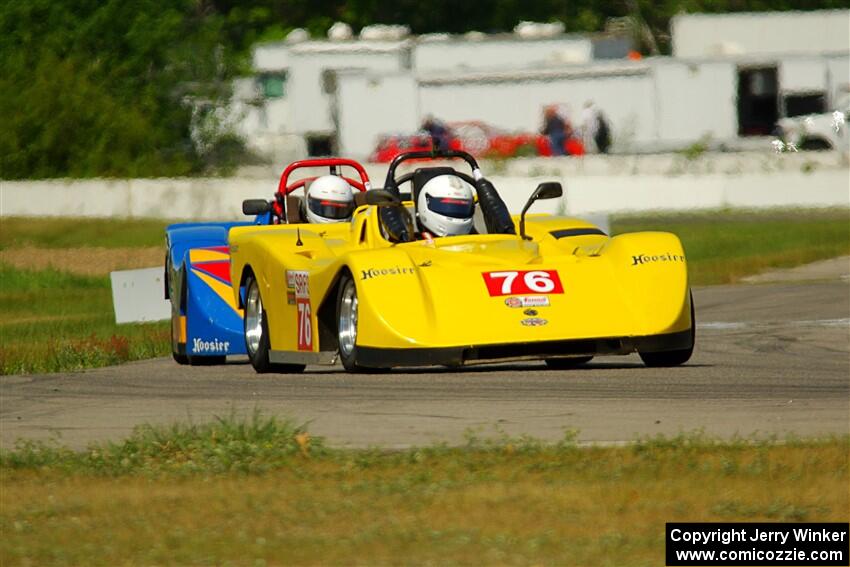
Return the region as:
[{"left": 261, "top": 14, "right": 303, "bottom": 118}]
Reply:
[
  {"left": 307, "top": 196, "right": 354, "bottom": 220},
  {"left": 425, "top": 194, "right": 474, "bottom": 219}
]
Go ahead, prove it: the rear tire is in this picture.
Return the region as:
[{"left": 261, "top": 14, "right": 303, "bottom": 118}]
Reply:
[
  {"left": 336, "top": 274, "right": 385, "bottom": 373},
  {"left": 244, "top": 274, "right": 306, "bottom": 374},
  {"left": 639, "top": 292, "right": 695, "bottom": 368},
  {"left": 545, "top": 356, "right": 593, "bottom": 369}
]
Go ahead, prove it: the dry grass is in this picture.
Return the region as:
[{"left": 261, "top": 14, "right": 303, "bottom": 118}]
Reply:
[
  {"left": 2, "top": 425, "right": 847, "bottom": 566},
  {"left": 0, "top": 246, "right": 163, "bottom": 276}
]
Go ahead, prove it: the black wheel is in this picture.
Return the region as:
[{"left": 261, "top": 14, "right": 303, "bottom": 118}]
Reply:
[
  {"left": 336, "top": 274, "right": 385, "bottom": 373},
  {"left": 170, "top": 264, "right": 189, "bottom": 365},
  {"left": 545, "top": 356, "right": 593, "bottom": 369},
  {"left": 244, "top": 274, "right": 306, "bottom": 374},
  {"left": 639, "top": 293, "right": 695, "bottom": 368}
]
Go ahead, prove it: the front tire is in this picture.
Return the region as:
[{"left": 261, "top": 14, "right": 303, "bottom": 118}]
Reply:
[
  {"left": 639, "top": 292, "right": 695, "bottom": 368},
  {"left": 336, "top": 274, "right": 384, "bottom": 373},
  {"left": 244, "top": 274, "right": 305, "bottom": 374},
  {"left": 170, "top": 264, "right": 189, "bottom": 365}
]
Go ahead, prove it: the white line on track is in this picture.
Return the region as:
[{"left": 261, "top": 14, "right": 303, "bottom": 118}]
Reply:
[{"left": 698, "top": 318, "right": 850, "bottom": 331}]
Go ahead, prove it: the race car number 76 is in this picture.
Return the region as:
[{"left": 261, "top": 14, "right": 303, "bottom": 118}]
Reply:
[{"left": 482, "top": 270, "right": 563, "bottom": 296}]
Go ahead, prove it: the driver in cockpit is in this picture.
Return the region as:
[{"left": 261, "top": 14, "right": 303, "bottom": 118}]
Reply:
[
  {"left": 304, "top": 175, "right": 356, "bottom": 224},
  {"left": 414, "top": 175, "right": 476, "bottom": 238}
]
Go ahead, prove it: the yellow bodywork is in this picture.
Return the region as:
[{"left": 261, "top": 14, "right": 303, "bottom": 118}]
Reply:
[{"left": 229, "top": 205, "right": 692, "bottom": 361}]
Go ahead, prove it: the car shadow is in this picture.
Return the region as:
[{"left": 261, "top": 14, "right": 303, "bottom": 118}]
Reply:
[{"left": 298, "top": 360, "right": 713, "bottom": 375}]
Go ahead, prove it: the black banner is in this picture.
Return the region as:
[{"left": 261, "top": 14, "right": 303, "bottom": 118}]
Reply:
[{"left": 666, "top": 523, "right": 849, "bottom": 566}]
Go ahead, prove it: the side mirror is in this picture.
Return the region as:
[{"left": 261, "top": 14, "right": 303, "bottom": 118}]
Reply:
[
  {"left": 243, "top": 199, "right": 271, "bottom": 215},
  {"left": 519, "top": 182, "right": 563, "bottom": 241},
  {"left": 365, "top": 189, "right": 402, "bottom": 207},
  {"left": 532, "top": 182, "right": 563, "bottom": 200}
]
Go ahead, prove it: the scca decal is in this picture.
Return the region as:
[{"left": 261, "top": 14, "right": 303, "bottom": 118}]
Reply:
[
  {"left": 631, "top": 253, "right": 686, "bottom": 266},
  {"left": 286, "top": 270, "right": 312, "bottom": 351},
  {"left": 482, "top": 270, "right": 563, "bottom": 296}
]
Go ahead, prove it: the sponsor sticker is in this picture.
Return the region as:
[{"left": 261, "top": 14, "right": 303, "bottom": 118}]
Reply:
[
  {"left": 521, "top": 318, "right": 548, "bottom": 327},
  {"left": 504, "top": 296, "right": 551, "bottom": 308},
  {"left": 631, "top": 253, "right": 686, "bottom": 266},
  {"left": 286, "top": 270, "right": 312, "bottom": 351},
  {"left": 360, "top": 266, "right": 415, "bottom": 280},
  {"left": 483, "top": 270, "right": 563, "bottom": 297},
  {"left": 192, "top": 337, "right": 230, "bottom": 353}
]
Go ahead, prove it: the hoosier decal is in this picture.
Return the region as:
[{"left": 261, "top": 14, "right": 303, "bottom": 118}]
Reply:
[
  {"left": 631, "top": 253, "right": 686, "bottom": 266},
  {"left": 192, "top": 338, "right": 230, "bottom": 353},
  {"left": 360, "top": 266, "right": 415, "bottom": 280}
]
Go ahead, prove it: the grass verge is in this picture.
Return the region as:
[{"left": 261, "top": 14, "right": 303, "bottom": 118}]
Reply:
[
  {"left": 0, "top": 217, "right": 171, "bottom": 250},
  {"left": 0, "top": 264, "right": 169, "bottom": 375},
  {"left": 2, "top": 413, "right": 847, "bottom": 565},
  {"left": 612, "top": 208, "right": 850, "bottom": 285}
]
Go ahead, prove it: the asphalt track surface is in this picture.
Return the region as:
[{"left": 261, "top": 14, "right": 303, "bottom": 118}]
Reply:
[{"left": 1, "top": 280, "right": 848, "bottom": 450}]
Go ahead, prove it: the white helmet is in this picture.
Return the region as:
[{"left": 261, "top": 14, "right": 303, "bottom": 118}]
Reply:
[
  {"left": 416, "top": 175, "right": 475, "bottom": 237},
  {"left": 305, "top": 175, "right": 355, "bottom": 224}
]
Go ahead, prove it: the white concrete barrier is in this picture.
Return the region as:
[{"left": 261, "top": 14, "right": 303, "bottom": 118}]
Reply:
[
  {"left": 2, "top": 167, "right": 847, "bottom": 220},
  {"left": 489, "top": 169, "right": 850, "bottom": 215}
]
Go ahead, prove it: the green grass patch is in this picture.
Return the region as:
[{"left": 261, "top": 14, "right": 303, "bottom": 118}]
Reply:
[
  {"left": 612, "top": 208, "right": 850, "bottom": 284},
  {"left": 0, "top": 217, "right": 171, "bottom": 250},
  {"left": 2, "top": 414, "right": 847, "bottom": 565},
  {"left": 0, "top": 264, "right": 169, "bottom": 375}
]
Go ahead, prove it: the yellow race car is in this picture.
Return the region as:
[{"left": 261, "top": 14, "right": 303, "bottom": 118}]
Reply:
[{"left": 229, "top": 150, "right": 694, "bottom": 373}]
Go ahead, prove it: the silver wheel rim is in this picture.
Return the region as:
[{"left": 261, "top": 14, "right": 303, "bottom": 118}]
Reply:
[
  {"left": 338, "top": 280, "right": 358, "bottom": 358},
  {"left": 245, "top": 281, "right": 263, "bottom": 356}
]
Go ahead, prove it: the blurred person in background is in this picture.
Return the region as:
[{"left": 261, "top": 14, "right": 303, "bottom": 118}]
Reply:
[
  {"left": 541, "top": 105, "right": 567, "bottom": 156},
  {"left": 580, "top": 101, "right": 612, "bottom": 154},
  {"left": 422, "top": 115, "right": 452, "bottom": 151}
]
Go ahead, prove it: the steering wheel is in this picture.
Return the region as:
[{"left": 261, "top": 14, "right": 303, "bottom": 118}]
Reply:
[{"left": 274, "top": 158, "right": 371, "bottom": 223}]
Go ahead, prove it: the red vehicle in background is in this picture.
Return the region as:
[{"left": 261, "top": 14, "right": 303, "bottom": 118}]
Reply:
[
  {"left": 369, "top": 121, "right": 583, "bottom": 163},
  {"left": 370, "top": 132, "right": 462, "bottom": 163}
]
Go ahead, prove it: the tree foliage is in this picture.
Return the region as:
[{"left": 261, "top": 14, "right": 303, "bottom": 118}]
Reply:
[
  {"left": 1, "top": 0, "right": 844, "bottom": 179},
  {"left": 0, "top": 0, "right": 231, "bottom": 179}
]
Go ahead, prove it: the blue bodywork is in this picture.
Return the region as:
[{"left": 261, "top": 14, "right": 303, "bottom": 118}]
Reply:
[{"left": 166, "top": 213, "right": 272, "bottom": 361}]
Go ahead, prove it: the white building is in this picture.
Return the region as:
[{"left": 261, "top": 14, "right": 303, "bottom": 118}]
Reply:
[
  {"left": 235, "top": 10, "right": 849, "bottom": 160},
  {"left": 235, "top": 27, "right": 631, "bottom": 160},
  {"left": 671, "top": 10, "right": 850, "bottom": 58}
]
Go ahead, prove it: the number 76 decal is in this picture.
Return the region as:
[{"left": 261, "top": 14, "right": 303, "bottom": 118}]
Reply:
[{"left": 482, "top": 270, "right": 563, "bottom": 296}]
